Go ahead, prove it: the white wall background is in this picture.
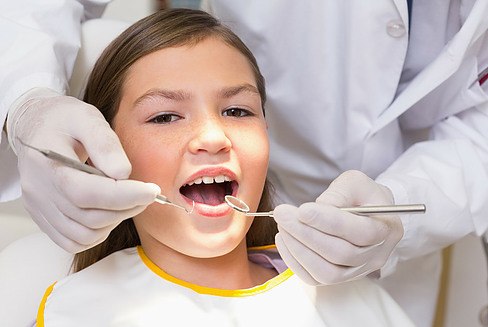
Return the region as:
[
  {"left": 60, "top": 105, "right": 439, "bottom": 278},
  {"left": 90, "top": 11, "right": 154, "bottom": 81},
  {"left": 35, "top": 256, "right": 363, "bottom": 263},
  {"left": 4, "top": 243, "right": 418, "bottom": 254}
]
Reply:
[
  {"left": 103, "top": 0, "right": 155, "bottom": 22},
  {"left": 1, "top": 1, "right": 487, "bottom": 326}
]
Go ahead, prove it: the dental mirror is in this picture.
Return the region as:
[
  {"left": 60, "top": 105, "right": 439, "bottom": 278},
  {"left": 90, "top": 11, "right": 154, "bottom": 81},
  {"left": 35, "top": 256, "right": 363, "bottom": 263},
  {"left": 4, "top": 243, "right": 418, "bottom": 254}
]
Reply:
[
  {"left": 224, "top": 195, "right": 426, "bottom": 217},
  {"left": 224, "top": 195, "right": 275, "bottom": 217}
]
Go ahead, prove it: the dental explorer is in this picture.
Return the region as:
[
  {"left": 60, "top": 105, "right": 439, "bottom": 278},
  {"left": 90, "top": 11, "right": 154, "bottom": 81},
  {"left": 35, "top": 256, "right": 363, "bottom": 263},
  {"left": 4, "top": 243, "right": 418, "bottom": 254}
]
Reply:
[{"left": 19, "top": 140, "right": 193, "bottom": 214}]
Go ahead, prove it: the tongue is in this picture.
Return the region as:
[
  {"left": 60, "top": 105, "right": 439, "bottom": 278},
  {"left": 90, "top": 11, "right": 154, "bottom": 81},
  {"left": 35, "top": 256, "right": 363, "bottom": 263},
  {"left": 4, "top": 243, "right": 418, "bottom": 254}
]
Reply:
[{"left": 182, "top": 184, "right": 225, "bottom": 206}]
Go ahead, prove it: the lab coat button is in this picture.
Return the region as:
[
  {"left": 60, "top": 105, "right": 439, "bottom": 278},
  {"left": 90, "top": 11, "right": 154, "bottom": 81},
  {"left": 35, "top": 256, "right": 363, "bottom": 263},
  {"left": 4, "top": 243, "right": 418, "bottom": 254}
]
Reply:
[{"left": 386, "top": 20, "right": 406, "bottom": 38}]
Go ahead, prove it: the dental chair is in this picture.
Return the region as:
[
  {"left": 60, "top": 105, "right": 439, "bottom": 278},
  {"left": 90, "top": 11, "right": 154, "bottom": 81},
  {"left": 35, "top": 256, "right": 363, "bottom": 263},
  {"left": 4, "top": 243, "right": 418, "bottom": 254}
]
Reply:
[{"left": 0, "top": 19, "right": 129, "bottom": 327}]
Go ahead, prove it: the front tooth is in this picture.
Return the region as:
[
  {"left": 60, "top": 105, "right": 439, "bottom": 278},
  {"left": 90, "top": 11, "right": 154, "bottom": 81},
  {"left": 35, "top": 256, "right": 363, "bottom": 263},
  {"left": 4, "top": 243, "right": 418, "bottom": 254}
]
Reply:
[
  {"left": 202, "top": 176, "right": 214, "bottom": 184},
  {"left": 194, "top": 177, "right": 203, "bottom": 184},
  {"left": 214, "top": 175, "right": 225, "bottom": 183}
]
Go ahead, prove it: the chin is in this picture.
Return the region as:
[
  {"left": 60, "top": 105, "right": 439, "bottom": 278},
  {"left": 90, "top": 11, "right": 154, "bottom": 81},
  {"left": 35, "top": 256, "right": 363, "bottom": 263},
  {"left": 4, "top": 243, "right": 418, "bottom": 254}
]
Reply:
[{"left": 180, "top": 234, "right": 246, "bottom": 259}]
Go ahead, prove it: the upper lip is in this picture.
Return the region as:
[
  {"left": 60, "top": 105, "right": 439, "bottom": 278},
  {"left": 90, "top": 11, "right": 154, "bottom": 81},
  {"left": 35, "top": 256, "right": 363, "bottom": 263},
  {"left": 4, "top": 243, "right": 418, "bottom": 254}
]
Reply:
[{"left": 182, "top": 167, "right": 238, "bottom": 187}]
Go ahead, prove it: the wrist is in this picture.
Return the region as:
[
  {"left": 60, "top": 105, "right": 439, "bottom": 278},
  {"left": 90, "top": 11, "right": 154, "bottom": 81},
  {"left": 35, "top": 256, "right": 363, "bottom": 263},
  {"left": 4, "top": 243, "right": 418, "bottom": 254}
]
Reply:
[{"left": 6, "top": 88, "right": 62, "bottom": 154}]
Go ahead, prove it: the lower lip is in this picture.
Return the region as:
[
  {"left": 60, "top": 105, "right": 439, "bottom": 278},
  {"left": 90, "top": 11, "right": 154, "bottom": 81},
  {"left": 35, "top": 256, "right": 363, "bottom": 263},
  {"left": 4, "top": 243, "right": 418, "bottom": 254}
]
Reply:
[{"left": 183, "top": 198, "right": 233, "bottom": 218}]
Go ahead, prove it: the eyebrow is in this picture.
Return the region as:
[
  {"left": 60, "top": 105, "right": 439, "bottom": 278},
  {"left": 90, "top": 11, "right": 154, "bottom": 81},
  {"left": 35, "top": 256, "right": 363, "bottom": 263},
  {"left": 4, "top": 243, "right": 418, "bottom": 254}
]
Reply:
[
  {"left": 219, "top": 84, "right": 260, "bottom": 98},
  {"left": 133, "top": 84, "right": 260, "bottom": 108},
  {"left": 134, "top": 89, "right": 191, "bottom": 107}
]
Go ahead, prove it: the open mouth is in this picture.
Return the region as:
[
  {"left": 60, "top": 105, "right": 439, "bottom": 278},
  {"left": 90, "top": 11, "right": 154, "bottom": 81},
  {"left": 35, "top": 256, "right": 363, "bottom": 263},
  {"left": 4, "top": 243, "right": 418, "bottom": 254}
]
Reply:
[{"left": 179, "top": 175, "right": 237, "bottom": 206}]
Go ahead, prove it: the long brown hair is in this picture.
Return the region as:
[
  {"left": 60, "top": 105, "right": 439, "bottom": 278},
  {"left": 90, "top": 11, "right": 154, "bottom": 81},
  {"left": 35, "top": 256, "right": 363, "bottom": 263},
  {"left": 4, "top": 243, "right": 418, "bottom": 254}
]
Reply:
[{"left": 74, "top": 8, "right": 277, "bottom": 272}]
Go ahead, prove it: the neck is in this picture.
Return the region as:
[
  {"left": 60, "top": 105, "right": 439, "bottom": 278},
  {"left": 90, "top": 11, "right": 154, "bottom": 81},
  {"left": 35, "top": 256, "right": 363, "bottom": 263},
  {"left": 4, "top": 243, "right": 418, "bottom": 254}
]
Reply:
[{"left": 140, "top": 239, "right": 276, "bottom": 290}]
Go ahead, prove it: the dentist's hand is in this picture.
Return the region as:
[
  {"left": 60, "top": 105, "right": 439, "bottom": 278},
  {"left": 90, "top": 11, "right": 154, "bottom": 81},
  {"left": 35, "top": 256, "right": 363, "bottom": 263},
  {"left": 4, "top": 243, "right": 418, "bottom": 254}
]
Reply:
[
  {"left": 8, "top": 88, "right": 161, "bottom": 253},
  {"left": 274, "top": 170, "right": 403, "bottom": 285}
]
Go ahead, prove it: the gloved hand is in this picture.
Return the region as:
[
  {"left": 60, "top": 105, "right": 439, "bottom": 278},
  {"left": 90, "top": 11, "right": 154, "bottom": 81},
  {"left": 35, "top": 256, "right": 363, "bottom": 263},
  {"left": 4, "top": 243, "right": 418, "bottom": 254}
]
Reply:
[
  {"left": 274, "top": 170, "right": 403, "bottom": 285},
  {"left": 7, "top": 88, "right": 161, "bottom": 253}
]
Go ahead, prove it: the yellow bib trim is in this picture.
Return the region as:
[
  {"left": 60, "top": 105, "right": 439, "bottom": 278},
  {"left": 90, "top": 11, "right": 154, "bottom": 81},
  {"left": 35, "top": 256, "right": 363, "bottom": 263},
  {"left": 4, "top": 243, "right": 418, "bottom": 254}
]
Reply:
[
  {"left": 37, "top": 282, "right": 56, "bottom": 327},
  {"left": 137, "top": 246, "right": 294, "bottom": 297}
]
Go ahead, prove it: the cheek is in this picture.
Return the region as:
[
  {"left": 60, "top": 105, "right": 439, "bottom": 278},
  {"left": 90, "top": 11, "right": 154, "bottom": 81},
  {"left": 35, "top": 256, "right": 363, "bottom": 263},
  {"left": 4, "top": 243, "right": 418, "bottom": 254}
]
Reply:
[
  {"left": 235, "top": 127, "right": 269, "bottom": 210},
  {"left": 239, "top": 127, "right": 269, "bottom": 171},
  {"left": 114, "top": 125, "right": 179, "bottom": 183}
]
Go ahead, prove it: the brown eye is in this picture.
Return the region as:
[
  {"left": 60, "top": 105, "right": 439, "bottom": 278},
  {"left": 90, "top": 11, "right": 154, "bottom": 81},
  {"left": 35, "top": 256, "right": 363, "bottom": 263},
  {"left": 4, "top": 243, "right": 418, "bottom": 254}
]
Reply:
[
  {"left": 149, "top": 113, "right": 181, "bottom": 124},
  {"left": 223, "top": 107, "right": 252, "bottom": 117}
]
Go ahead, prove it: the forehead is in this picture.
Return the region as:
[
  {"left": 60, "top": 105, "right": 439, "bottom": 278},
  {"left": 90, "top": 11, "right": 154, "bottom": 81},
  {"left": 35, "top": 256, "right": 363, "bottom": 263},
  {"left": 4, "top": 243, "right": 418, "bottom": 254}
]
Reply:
[{"left": 123, "top": 37, "right": 257, "bottom": 94}]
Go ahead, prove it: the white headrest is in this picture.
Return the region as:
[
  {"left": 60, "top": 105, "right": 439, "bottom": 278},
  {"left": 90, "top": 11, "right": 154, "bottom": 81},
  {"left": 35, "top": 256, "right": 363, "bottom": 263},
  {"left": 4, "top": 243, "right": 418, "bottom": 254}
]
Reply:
[{"left": 69, "top": 19, "right": 130, "bottom": 98}]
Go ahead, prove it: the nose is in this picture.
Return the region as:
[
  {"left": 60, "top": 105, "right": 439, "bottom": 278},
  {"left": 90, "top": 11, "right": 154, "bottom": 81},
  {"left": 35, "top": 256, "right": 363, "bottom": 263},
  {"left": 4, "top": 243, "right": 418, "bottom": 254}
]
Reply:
[{"left": 188, "top": 117, "right": 231, "bottom": 155}]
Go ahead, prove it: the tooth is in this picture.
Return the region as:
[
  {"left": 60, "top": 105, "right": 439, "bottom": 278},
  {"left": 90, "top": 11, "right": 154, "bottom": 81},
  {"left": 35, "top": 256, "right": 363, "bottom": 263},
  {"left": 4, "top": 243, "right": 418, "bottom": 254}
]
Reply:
[
  {"left": 202, "top": 176, "right": 214, "bottom": 184},
  {"left": 194, "top": 177, "right": 203, "bottom": 184},
  {"left": 187, "top": 181, "right": 194, "bottom": 186},
  {"left": 224, "top": 176, "right": 231, "bottom": 182},
  {"left": 214, "top": 175, "right": 225, "bottom": 183}
]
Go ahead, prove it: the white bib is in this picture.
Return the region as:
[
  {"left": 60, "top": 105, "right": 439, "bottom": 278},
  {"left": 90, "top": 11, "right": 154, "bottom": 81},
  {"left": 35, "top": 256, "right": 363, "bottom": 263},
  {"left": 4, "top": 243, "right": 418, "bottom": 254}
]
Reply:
[{"left": 37, "top": 247, "right": 413, "bottom": 326}]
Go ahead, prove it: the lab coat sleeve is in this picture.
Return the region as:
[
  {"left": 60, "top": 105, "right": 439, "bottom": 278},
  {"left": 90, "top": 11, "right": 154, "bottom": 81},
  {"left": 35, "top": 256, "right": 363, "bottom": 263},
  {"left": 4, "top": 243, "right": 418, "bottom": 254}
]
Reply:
[
  {"left": 377, "top": 98, "right": 488, "bottom": 276},
  {"left": 375, "top": 0, "right": 488, "bottom": 276},
  {"left": 0, "top": 0, "right": 110, "bottom": 131},
  {"left": 0, "top": 0, "right": 110, "bottom": 201}
]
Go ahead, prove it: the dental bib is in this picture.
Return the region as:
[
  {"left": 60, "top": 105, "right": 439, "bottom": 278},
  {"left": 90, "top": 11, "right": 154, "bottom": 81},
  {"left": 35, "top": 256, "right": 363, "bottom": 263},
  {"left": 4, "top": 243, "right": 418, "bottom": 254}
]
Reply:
[{"left": 37, "top": 247, "right": 413, "bottom": 326}]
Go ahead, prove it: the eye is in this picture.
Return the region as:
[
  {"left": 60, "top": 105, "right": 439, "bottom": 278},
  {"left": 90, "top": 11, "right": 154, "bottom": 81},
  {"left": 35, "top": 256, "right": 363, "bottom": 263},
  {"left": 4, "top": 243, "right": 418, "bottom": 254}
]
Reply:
[
  {"left": 222, "top": 107, "right": 253, "bottom": 118},
  {"left": 148, "top": 113, "right": 182, "bottom": 124}
]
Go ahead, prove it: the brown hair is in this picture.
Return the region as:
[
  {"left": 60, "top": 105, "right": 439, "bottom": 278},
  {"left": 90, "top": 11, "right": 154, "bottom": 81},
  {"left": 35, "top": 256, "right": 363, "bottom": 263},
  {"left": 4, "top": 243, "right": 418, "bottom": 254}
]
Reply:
[{"left": 74, "top": 8, "right": 276, "bottom": 272}]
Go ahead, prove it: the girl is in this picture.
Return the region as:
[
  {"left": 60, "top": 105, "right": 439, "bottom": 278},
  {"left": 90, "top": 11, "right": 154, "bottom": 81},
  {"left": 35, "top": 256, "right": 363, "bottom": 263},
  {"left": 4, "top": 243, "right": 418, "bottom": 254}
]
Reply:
[{"left": 37, "top": 8, "right": 413, "bottom": 326}]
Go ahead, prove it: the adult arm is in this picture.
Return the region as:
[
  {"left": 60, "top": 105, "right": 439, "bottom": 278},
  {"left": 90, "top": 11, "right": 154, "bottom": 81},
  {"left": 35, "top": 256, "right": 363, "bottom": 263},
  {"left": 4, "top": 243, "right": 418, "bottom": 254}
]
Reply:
[
  {"left": 0, "top": 0, "right": 110, "bottom": 200},
  {"left": 0, "top": 1, "right": 160, "bottom": 253}
]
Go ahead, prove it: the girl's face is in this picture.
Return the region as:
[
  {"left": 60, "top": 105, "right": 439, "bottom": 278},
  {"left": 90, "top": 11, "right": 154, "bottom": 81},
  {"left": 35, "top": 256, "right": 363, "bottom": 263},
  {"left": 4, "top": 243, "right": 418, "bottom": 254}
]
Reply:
[{"left": 113, "top": 37, "right": 269, "bottom": 259}]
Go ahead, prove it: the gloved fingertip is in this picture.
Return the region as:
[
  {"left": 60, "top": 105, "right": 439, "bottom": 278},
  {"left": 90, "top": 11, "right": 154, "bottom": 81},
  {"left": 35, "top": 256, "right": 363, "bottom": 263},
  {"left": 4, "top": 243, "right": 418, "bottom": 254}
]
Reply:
[
  {"left": 101, "top": 156, "right": 132, "bottom": 180},
  {"left": 275, "top": 234, "right": 320, "bottom": 286},
  {"left": 131, "top": 182, "right": 162, "bottom": 204},
  {"left": 272, "top": 204, "right": 298, "bottom": 223},
  {"left": 146, "top": 182, "right": 161, "bottom": 196},
  {"left": 296, "top": 202, "right": 322, "bottom": 224},
  {"left": 297, "top": 202, "right": 316, "bottom": 213}
]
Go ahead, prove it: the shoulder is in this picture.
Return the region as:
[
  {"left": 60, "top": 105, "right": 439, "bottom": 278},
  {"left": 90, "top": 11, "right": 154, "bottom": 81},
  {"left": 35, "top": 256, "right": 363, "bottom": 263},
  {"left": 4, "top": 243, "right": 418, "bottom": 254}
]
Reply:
[
  {"left": 58, "top": 247, "right": 139, "bottom": 287},
  {"left": 37, "top": 248, "right": 141, "bottom": 325},
  {"left": 50, "top": 247, "right": 140, "bottom": 291}
]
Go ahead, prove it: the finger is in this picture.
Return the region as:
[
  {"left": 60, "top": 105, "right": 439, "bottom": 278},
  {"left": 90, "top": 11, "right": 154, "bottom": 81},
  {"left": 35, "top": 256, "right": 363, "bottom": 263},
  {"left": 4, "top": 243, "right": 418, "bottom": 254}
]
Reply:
[
  {"left": 317, "top": 170, "right": 393, "bottom": 206},
  {"left": 299, "top": 202, "right": 391, "bottom": 246},
  {"left": 23, "top": 198, "right": 101, "bottom": 253},
  {"left": 54, "top": 194, "right": 149, "bottom": 229},
  {"left": 296, "top": 203, "right": 402, "bottom": 276},
  {"left": 54, "top": 167, "right": 160, "bottom": 210},
  {"left": 275, "top": 233, "right": 319, "bottom": 286},
  {"left": 36, "top": 217, "right": 90, "bottom": 254},
  {"left": 68, "top": 104, "right": 132, "bottom": 180},
  {"left": 23, "top": 201, "right": 76, "bottom": 251},
  {"left": 46, "top": 206, "right": 116, "bottom": 248},
  {"left": 25, "top": 189, "right": 118, "bottom": 246},
  {"left": 277, "top": 228, "right": 359, "bottom": 285},
  {"left": 48, "top": 211, "right": 116, "bottom": 248},
  {"left": 275, "top": 203, "right": 389, "bottom": 247}
]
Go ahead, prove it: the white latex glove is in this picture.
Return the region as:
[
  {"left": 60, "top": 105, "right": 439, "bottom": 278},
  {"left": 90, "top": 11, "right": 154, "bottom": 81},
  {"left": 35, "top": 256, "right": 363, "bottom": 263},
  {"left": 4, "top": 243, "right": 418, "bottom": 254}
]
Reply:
[
  {"left": 7, "top": 88, "right": 161, "bottom": 253},
  {"left": 274, "top": 170, "right": 404, "bottom": 285}
]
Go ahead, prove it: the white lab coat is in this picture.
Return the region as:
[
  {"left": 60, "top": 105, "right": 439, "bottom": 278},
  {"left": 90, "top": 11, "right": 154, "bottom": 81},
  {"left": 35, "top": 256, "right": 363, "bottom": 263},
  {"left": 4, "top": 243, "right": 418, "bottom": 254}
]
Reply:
[
  {"left": 0, "top": 0, "right": 110, "bottom": 202},
  {"left": 204, "top": 1, "right": 488, "bottom": 326}
]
